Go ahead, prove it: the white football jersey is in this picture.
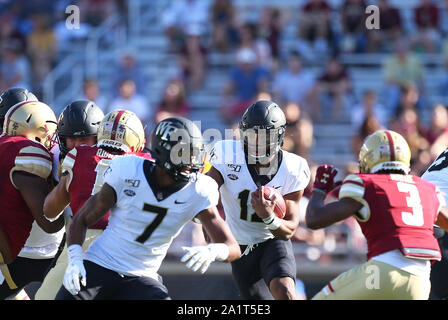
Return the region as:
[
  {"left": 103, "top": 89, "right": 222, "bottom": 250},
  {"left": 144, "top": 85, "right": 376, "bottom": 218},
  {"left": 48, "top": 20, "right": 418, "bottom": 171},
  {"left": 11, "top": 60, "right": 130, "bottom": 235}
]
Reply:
[
  {"left": 84, "top": 155, "right": 219, "bottom": 279},
  {"left": 209, "top": 139, "right": 310, "bottom": 245},
  {"left": 421, "top": 148, "right": 448, "bottom": 204}
]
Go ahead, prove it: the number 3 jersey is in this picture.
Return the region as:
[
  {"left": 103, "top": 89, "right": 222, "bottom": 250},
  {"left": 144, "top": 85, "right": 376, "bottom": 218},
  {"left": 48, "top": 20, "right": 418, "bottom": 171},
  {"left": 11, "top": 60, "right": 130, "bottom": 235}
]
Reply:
[
  {"left": 84, "top": 155, "right": 219, "bottom": 279},
  {"left": 209, "top": 139, "right": 310, "bottom": 245},
  {"left": 339, "top": 173, "right": 444, "bottom": 261}
]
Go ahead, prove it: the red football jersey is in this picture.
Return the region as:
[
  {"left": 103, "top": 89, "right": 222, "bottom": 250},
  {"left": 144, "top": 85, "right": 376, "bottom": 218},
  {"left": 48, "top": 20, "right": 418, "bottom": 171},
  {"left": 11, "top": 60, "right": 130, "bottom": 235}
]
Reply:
[
  {"left": 62, "top": 145, "right": 153, "bottom": 229},
  {"left": 339, "top": 173, "right": 443, "bottom": 261},
  {"left": 0, "top": 134, "right": 53, "bottom": 259}
]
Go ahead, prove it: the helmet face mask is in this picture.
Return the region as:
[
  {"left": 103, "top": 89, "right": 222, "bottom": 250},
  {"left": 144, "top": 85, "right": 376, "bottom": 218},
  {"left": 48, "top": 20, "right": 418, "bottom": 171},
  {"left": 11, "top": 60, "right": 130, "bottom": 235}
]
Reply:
[
  {"left": 359, "top": 130, "right": 411, "bottom": 175},
  {"left": 239, "top": 127, "right": 284, "bottom": 164},
  {"left": 238, "top": 100, "right": 286, "bottom": 166},
  {"left": 57, "top": 100, "right": 104, "bottom": 157},
  {"left": 150, "top": 117, "right": 205, "bottom": 183}
]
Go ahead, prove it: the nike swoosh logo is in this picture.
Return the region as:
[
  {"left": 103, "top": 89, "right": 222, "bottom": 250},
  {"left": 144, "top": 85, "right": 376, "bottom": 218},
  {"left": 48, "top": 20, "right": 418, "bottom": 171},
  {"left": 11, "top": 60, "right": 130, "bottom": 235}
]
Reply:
[
  {"left": 175, "top": 200, "right": 187, "bottom": 204},
  {"left": 274, "top": 186, "right": 281, "bottom": 189}
]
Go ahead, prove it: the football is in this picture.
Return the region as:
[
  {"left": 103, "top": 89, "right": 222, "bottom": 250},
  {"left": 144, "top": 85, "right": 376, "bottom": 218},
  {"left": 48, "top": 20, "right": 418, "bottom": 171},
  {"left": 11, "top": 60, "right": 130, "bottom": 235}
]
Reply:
[{"left": 263, "top": 186, "right": 286, "bottom": 219}]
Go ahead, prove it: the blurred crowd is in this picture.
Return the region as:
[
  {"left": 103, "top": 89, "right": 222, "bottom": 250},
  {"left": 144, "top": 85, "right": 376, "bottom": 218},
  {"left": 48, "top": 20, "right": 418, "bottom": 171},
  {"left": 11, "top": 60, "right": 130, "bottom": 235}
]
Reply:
[{"left": 4, "top": 0, "right": 448, "bottom": 267}]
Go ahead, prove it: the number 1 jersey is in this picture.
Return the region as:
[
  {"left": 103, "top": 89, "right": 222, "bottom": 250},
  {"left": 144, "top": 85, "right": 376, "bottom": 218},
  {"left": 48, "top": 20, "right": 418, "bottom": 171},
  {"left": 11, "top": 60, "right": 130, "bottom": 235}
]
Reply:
[{"left": 209, "top": 139, "right": 310, "bottom": 245}]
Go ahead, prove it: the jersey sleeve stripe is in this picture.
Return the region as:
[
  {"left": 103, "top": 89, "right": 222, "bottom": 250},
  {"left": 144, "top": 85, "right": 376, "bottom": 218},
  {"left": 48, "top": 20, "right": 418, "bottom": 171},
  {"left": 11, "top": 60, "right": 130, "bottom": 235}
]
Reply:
[
  {"left": 339, "top": 185, "right": 365, "bottom": 198},
  {"left": 67, "top": 152, "right": 76, "bottom": 160},
  {"left": 15, "top": 159, "right": 52, "bottom": 170},
  {"left": 17, "top": 152, "right": 51, "bottom": 161},
  {"left": 342, "top": 180, "right": 364, "bottom": 188}
]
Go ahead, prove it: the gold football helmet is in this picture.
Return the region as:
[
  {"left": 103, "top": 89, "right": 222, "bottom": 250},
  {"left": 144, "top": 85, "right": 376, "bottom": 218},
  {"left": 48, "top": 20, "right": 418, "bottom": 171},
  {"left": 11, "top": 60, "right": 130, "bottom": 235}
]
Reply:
[
  {"left": 3, "top": 101, "right": 57, "bottom": 149},
  {"left": 359, "top": 129, "right": 411, "bottom": 174},
  {"left": 97, "top": 109, "right": 145, "bottom": 152}
]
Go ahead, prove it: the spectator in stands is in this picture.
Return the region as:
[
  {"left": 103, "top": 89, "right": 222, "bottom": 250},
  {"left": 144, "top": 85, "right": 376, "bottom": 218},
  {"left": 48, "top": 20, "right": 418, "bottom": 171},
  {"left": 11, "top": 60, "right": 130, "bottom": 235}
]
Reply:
[
  {"left": 351, "top": 90, "right": 388, "bottom": 131},
  {"left": 258, "top": 7, "right": 288, "bottom": 67},
  {"left": 351, "top": 114, "right": 383, "bottom": 160},
  {"left": 272, "top": 51, "right": 316, "bottom": 111},
  {"left": 426, "top": 104, "right": 448, "bottom": 159},
  {"left": 80, "top": 79, "right": 109, "bottom": 111},
  {"left": 382, "top": 39, "right": 424, "bottom": 112},
  {"left": 390, "top": 107, "right": 430, "bottom": 170},
  {"left": 113, "top": 50, "right": 148, "bottom": 95},
  {"left": 340, "top": 0, "right": 367, "bottom": 53},
  {"left": 27, "top": 14, "right": 56, "bottom": 89},
  {"left": 108, "top": 79, "right": 152, "bottom": 127},
  {"left": 209, "top": 0, "right": 238, "bottom": 52},
  {"left": 0, "top": 39, "right": 31, "bottom": 92},
  {"left": 281, "top": 102, "right": 314, "bottom": 161},
  {"left": 296, "top": 0, "right": 332, "bottom": 61},
  {"left": 220, "top": 48, "right": 270, "bottom": 124},
  {"left": 392, "top": 82, "right": 421, "bottom": 120},
  {"left": 154, "top": 78, "right": 191, "bottom": 124},
  {"left": 0, "top": 13, "right": 27, "bottom": 54},
  {"left": 314, "top": 56, "right": 352, "bottom": 121},
  {"left": 79, "top": 0, "right": 119, "bottom": 27},
  {"left": 411, "top": 0, "right": 441, "bottom": 53},
  {"left": 367, "top": 0, "right": 402, "bottom": 52},
  {"left": 237, "top": 22, "right": 273, "bottom": 71},
  {"left": 161, "top": 0, "right": 210, "bottom": 52},
  {"left": 178, "top": 24, "right": 207, "bottom": 91}
]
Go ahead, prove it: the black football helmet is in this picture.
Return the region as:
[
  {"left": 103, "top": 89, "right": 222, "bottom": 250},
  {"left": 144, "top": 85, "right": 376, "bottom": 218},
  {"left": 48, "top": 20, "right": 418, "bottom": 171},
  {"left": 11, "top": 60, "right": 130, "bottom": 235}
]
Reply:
[
  {"left": 239, "top": 100, "right": 286, "bottom": 163},
  {"left": 57, "top": 100, "right": 104, "bottom": 157},
  {"left": 149, "top": 117, "right": 205, "bottom": 182},
  {"left": 0, "top": 87, "right": 37, "bottom": 131}
]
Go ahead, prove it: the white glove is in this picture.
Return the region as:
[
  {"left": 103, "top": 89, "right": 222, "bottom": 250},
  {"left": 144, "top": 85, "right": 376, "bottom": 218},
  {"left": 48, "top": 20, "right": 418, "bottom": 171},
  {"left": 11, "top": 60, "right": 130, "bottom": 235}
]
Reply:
[
  {"left": 63, "top": 245, "right": 86, "bottom": 295},
  {"left": 181, "top": 244, "right": 230, "bottom": 274}
]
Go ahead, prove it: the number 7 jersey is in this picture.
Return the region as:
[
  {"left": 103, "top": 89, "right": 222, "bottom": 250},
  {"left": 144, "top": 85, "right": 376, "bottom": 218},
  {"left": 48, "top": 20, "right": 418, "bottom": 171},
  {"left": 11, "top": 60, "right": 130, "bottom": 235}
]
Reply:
[
  {"left": 339, "top": 173, "right": 445, "bottom": 261},
  {"left": 84, "top": 155, "right": 219, "bottom": 279}
]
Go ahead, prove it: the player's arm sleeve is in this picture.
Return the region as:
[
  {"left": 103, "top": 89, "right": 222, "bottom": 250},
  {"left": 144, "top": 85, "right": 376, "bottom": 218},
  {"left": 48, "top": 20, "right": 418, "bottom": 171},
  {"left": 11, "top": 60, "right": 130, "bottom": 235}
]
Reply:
[
  {"left": 285, "top": 158, "right": 311, "bottom": 194},
  {"left": 10, "top": 145, "right": 52, "bottom": 188},
  {"left": 338, "top": 174, "right": 370, "bottom": 221},
  {"left": 436, "top": 186, "right": 447, "bottom": 214},
  {"left": 102, "top": 156, "right": 125, "bottom": 203},
  {"left": 60, "top": 148, "right": 77, "bottom": 192},
  {"left": 195, "top": 177, "right": 220, "bottom": 216},
  {"left": 208, "top": 141, "right": 226, "bottom": 179}
]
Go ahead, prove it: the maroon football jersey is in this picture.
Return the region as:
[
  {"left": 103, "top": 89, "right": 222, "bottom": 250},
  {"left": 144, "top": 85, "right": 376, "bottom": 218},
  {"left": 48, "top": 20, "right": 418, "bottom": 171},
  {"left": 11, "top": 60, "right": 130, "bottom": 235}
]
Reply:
[
  {"left": 0, "top": 134, "right": 53, "bottom": 259},
  {"left": 339, "top": 173, "right": 443, "bottom": 261}
]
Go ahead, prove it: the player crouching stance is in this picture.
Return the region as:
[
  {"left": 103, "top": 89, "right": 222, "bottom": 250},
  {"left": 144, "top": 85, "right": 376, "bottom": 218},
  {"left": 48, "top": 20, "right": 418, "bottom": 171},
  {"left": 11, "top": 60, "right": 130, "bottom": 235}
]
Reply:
[
  {"left": 306, "top": 130, "right": 448, "bottom": 300},
  {"left": 55, "top": 117, "right": 241, "bottom": 300}
]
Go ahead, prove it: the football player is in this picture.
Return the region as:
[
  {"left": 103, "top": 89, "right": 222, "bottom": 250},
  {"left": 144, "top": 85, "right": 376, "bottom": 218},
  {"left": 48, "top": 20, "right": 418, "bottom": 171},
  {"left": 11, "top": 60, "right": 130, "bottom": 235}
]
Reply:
[
  {"left": 55, "top": 117, "right": 240, "bottom": 300},
  {"left": 207, "top": 100, "right": 311, "bottom": 300},
  {"left": 8, "top": 100, "right": 105, "bottom": 301},
  {"left": 421, "top": 148, "right": 448, "bottom": 299},
  {"left": 0, "top": 101, "right": 65, "bottom": 295},
  {"left": 306, "top": 130, "right": 448, "bottom": 300},
  {"left": 35, "top": 109, "right": 146, "bottom": 300}
]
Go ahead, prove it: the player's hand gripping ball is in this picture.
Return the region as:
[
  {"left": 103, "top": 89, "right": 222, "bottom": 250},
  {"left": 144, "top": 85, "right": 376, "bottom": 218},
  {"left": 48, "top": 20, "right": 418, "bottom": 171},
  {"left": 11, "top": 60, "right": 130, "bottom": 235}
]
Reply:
[{"left": 263, "top": 186, "right": 286, "bottom": 219}]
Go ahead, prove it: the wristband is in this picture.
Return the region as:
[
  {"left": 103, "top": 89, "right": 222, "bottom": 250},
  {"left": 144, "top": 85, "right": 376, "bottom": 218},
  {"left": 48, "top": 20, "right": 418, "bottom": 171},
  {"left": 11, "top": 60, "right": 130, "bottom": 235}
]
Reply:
[
  {"left": 67, "top": 244, "right": 83, "bottom": 262},
  {"left": 263, "top": 214, "right": 282, "bottom": 230}
]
